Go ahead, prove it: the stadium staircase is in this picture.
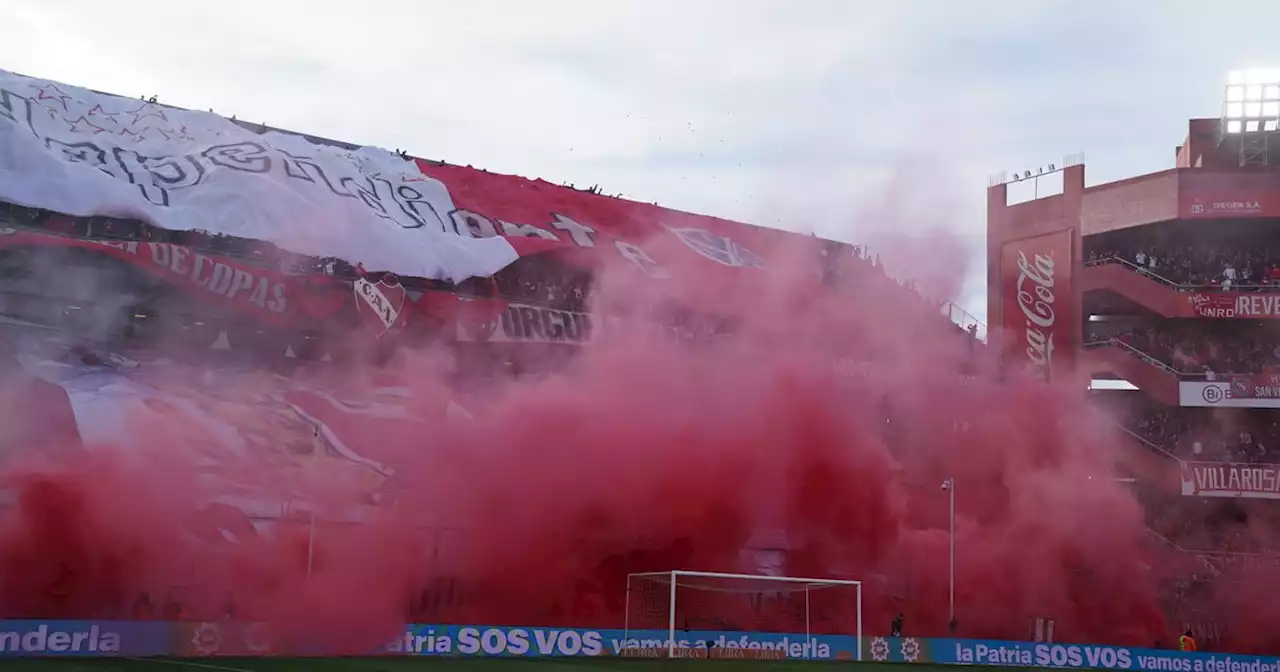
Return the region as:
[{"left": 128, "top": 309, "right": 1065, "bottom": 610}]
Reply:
[
  {"left": 1083, "top": 339, "right": 1181, "bottom": 405},
  {"left": 1082, "top": 258, "right": 1187, "bottom": 317}
]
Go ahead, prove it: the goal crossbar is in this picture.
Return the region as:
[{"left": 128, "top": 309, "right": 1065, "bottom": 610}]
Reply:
[
  {"left": 629, "top": 570, "right": 862, "bottom": 586},
  {"left": 623, "top": 570, "right": 862, "bottom": 661}
]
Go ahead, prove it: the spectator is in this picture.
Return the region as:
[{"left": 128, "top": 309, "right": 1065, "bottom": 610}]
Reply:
[
  {"left": 1122, "top": 400, "right": 1280, "bottom": 464},
  {"left": 1086, "top": 233, "right": 1280, "bottom": 292},
  {"left": 1088, "top": 321, "right": 1280, "bottom": 376}
]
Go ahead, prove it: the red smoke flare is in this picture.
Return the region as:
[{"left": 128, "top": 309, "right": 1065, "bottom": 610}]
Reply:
[{"left": 0, "top": 232, "right": 1218, "bottom": 653}]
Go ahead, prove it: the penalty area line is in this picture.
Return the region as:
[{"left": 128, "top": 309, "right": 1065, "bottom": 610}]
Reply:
[{"left": 123, "top": 657, "right": 258, "bottom": 672}]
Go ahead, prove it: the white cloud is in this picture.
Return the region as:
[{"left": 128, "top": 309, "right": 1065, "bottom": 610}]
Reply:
[{"left": 2, "top": 0, "right": 1280, "bottom": 319}]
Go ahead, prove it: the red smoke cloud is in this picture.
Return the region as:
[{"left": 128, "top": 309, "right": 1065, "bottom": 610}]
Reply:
[{"left": 0, "top": 229, "right": 1222, "bottom": 653}]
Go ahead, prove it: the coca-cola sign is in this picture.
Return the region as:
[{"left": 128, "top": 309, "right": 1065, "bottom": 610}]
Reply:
[
  {"left": 1015, "top": 250, "right": 1056, "bottom": 379},
  {"left": 1001, "top": 231, "right": 1074, "bottom": 382}
]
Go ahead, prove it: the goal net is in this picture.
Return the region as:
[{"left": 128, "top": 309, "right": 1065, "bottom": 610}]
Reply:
[{"left": 623, "top": 571, "right": 862, "bottom": 660}]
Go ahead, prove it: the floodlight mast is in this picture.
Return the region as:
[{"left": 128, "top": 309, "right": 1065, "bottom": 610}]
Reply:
[{"left": 1221, "top": 68, "right": 1280, "bottom": 166}]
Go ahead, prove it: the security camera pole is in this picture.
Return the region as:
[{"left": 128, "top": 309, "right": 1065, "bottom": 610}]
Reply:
[{"left": 941, "top": 478, "right": 955, "bottom": 626}]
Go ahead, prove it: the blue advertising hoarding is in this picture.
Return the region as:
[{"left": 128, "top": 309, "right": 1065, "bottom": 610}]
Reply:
[
  {"left": 0, "top": 620, "right": 170, "bottom": 657},
  {"left": 933, "top": 638, "right": 1280, "bottom": 672},
  {"left": 5, "top": 618, "right": 1280, "bottom": 672},
  {"left": 391, "top": 625, "right": 860, "bottom": 659}
]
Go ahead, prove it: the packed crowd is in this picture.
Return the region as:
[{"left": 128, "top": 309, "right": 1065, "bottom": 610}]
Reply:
[
  {"left": 1087, "top": 321, "right": 1280, "bottom": 375},
  {"left": 1116, "top": 404, "right": 1279, "bottom": 555},
  {"left": 1128, "top": 405, "right": 1279, "bottom": 463},
  {"left": 1085, "top": 237, "right": 1280, "bottom": 290},
  {"left": 492, "top": 255, "right": 591, "bottom": 312},
  {"left": 1147, "top": 493, "right": 1266, "bottom": 555}
]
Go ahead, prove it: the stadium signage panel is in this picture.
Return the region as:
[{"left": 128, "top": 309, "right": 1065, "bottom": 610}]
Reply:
[
  {"left": 1180, "top": 381, "right": 1280, "bottom": 409},
  {"left": 1181, "top": 461, "right": 1280, "bottom": 499},
  {"left": 1179, "top": 172, "right": 1280, "bottom": 220},
  {"left": 1186, "top": 293, "right": 1280, "bottom": 319},
  {"left": 170, "top": 623, "right": 852, "bottom": 659},
  {"left": 0, "top": 621, "right": 168, "bottom": 657},
  {"left": 935, "top": 639, "right": 1280, "bottom": 672},
  {"left": 1185, "top": 198, "right": 1265, "bottom": 217},
  {"left": 0, "top": 69, "right": 518, "bottom": 282},
  {"left": 999, "top": 229, "right": 1074, "bottom": 382},
  {"left": 7, "top": 621, "right": 1280, "bottom": 671}
]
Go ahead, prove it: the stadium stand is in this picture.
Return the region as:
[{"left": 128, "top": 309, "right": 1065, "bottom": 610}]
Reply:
[
  {"left": 1087, "top": 234, "right": 1280, "bottom": 291},
  {"left": 0, "top": 66, "right": 983, "bottom": 631},
  {"left": 981, "top": 102, "right": 1280, "bottom": 649},
  {"left": 1088, "top": 320, "right": 1279, "bottom": 376}
]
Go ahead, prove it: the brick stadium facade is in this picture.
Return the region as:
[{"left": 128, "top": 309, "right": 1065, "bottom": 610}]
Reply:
[{"left": 988, "top": 117, "right": 1280, "bottom": 647}]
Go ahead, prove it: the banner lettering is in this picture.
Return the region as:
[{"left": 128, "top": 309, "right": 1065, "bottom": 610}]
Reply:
[
  {"left": 1186, "top": 293, "right": 1280, "bottom": 319},
  {"left": 0, "top": 621, "right": 168, "bottom": 657},
  {"left": 1196, "top": 552, "right": 1280, "bottom": 577},
  {"left": 0, "top": 229, "right": 345, "bottom": 326},
  {"left": 0, "top": 69, "right": 518, "bottom": 282},
  {"left": 1179, "top": 172, "right": 1280, "bottom": 220},
  {"left": 456, "top": 304, "right": 596, "bottom": 345},
  {"left": 1181, "top": 461, "right": 1280, "bottom": 499}
]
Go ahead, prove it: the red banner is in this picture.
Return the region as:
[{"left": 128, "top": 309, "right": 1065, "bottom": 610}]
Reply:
[
  {"left": 1225, "top": 373, "right": 1280, "bottom": 399},
  {"left": 1185, "top": 292, "right": 1280, "bottom": 319},
  {"left": 414, "top": 161, "right": 814, "bottom": 289},
  {"left": 1196, "top": 551, "right": 1280, "bottom": 577},
  {"left": 999, "top": 229, "right": 1075, "bottom": 381},
  {"left": 1181, "top": 461, "right": 1280, "bottom": 499},
  {"left": 0, "top": 229, "right": 349, "bottom": 327},
  {"left": 1179, "top": 172, "right": 1280, "bottom": 219}
]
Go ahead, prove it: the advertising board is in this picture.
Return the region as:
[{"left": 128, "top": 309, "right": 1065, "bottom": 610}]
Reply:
[
  {"left": 7, "top": 619, "right": 1280, "bottom": 672},
  {"left": 1180, "top": 381, "right": 1280, "bottom": 409},
  {"left": 0, "top": 621, "right": 169, "bottom": 657},
  {"left": 1181, "top": 461, "right": 1280, "bottom": 499}
]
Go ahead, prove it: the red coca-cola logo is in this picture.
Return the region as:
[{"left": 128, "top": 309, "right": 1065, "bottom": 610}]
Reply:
[{"left": 1015, "top": 250, "right": 1056, "bottom": 380}]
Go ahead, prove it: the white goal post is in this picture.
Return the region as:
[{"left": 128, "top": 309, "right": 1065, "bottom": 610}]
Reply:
[{"left": 624, "top": 570, "right": 862, "bottom": 661}]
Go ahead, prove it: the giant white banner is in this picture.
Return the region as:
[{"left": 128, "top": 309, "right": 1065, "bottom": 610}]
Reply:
[{"left": 0, "top": 70, "right": 517, "bottom": 282}]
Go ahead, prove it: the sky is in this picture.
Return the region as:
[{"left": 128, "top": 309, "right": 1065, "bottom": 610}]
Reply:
[{"left": 1, "top": 0, "right": 1278, "bottom": 320}]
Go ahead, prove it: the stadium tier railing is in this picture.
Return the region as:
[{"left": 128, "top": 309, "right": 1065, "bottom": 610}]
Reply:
[
  {"left": 1084, "top": 338, "right": 1187, "bottom": 375},
  {"left": 1082, "top": 337, "right": 1238, "bottom": 381},
  {"left": 1113, "top": 423, "right": 1181, "bottom": 461},
  {"left": 939, "top": 300, "right": 987, "bottom": 342},
  {"left": 1085, "top": 256, "right": 1280, "bottom": 293}
]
